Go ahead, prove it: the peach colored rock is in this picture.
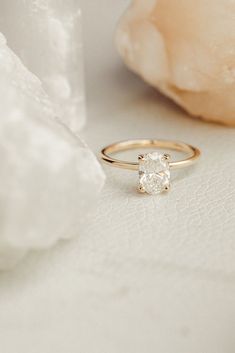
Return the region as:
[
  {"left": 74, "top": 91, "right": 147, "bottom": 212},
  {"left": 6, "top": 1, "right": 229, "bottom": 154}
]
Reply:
[{"left": 116, "top": 0, "right": 235, "bottom": 125}]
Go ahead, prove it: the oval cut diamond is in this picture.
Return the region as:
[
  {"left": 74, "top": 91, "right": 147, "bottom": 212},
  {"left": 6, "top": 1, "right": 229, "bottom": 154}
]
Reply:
[{"left": 138, "top": 152, "right": 170, "bottom": 195}]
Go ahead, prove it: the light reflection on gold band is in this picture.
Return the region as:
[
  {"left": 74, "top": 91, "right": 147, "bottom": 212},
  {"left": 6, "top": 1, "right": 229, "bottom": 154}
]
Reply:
[{"left": 101, "top": 139, "right": 201, "bottom": 171}]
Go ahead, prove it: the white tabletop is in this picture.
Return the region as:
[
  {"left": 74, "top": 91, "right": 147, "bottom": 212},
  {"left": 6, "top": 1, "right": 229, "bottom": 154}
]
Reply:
[{"left": 0, "top": 1, "right": 235, "bottom": 352}]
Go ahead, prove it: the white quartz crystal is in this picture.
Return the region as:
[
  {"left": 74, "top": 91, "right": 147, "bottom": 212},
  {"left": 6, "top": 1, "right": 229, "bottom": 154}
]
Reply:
[
  {"left": 0, "top": 34, "right": 105, "bottom": 269},
  {"left": 0, "top": 0, "right": 85, "bottom": 133},
  {"left": 117, "top": 0, "right": 235, "bottom": 125},
  {"left": 139, "top": 152, "right": 170, "bottom": 195}
]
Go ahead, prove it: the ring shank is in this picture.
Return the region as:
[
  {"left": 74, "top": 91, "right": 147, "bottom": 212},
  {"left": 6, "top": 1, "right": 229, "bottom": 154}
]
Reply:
[{"left": 101, "top": 139, "right": 200, "bottom": 170}]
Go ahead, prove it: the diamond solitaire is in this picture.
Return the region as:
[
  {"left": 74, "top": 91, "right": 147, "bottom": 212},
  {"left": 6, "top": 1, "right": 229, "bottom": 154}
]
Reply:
[
  {"left": 101, "top": 139, "right": 201, "bottom": 196},
  {"left": 138, "top": 152, "right": 170, "bottom": 195}
]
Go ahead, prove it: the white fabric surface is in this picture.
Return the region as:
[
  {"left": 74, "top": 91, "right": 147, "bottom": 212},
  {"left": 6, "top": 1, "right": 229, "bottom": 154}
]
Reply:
[{"left": 0, "top": 1, "right": 235, "bottom": 352}]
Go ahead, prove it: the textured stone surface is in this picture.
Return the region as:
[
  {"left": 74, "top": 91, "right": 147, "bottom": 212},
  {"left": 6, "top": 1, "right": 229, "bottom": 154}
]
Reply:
[
  {"left": 116, "top": 0, "right": 235, "bottom": 125},
  {"left": 0, "top": 33, "right": 105, "bottom": 269},
  {"left": 0, "top": 0, "right": 85, "bottom": 133}
]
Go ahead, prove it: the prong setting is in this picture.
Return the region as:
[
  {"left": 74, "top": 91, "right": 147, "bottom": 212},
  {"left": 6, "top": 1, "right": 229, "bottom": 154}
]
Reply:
[
  {"left": 138, "top": 154, "right": 145, "bottom": 161},
  {"left": 163, "top": 153, "right": 171, "bottom": 161},
  {"left": 138, "top": 185, "right": 145, "bottom": 193},
  {"left": 164, "top": 185, "right": 170, "bottom": 192}
]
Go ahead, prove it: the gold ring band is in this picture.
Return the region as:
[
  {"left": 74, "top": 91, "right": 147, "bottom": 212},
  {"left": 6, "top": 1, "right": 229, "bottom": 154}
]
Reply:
[
  {"left": 101, "top": 139, "right": 201, "bottom": 195},
  {"left": 101, "top": 139, "right": 201, "bottom": 170}
]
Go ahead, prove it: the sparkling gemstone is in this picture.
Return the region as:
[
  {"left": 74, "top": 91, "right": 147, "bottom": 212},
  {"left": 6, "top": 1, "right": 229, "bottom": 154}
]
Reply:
[{"left": 138, "top": 152, "right": 170, "bottom": 195}]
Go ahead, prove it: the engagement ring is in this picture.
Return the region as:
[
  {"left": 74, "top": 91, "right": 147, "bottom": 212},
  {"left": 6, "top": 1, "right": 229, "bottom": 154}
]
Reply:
[{"left": 101, "top": 139, "right": 201, "bottom": 195}]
